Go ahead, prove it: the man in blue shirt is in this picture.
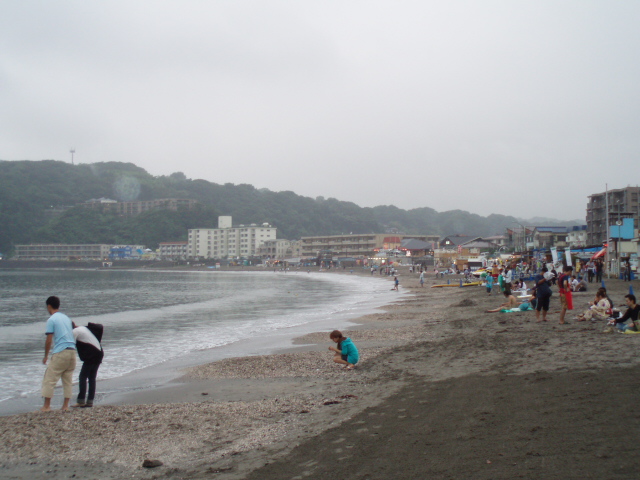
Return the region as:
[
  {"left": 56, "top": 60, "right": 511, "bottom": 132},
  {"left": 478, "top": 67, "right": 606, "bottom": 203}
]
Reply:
[{"left": 41, "top": 296, "right": 76, "bottom": 412}]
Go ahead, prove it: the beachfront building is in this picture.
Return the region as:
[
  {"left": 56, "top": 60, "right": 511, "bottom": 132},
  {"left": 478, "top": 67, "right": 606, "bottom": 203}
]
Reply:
[
  {"left": 530, "top": 227, "right": 570, "bottom": 250},
  {"left": 434, "top": 236, "right": 500, "bottom": 268},
  {"left": 505, "top": 227, "right": 534, "bottom": 251},
  {"left": 187, "top": 216, "right": 277, "bottom": 260},
  {"left": 256, "top": 239, "right": 301, "bottom": 261},
  {"left": 82, "top": 198, "right": 199, "bottom": 217},
  {"left": 566, "top": 226, "right": 587, "bottom": 249},
  {"left": 14, "top": 244, "right": 112, "bottom": 260},
  {"left": 438, "top": 235, "right": 473, "bottom": 249},
  {"left": 483, "top": 235, "right": 508, "bottom": 247},
  {"left": 586, "top": 186, "right": 640, "bottom": 245},
  {"left": 300, "top": 234, "right": 439, "bottom": 260},
  {"left": 109, "top": 245, "right": 147, "bottom": 260},
  {"left": 159, "top": 241, "right": 188, "bottom": 260}
]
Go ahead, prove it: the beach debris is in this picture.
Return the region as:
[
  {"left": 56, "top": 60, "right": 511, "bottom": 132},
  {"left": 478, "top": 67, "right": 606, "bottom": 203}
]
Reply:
[
  {"left": 201, "top": 392, "right": 209, "bottom": 395},
  {"left": 453, "top": 299, "right": 476, "bottom": 307},
  {"left": 207, "top": 467, "right": 233, "bottom": 473},
  {"left": 142, "top": 459, "right": 163, "bottom": 468},
  {"left": 323, "top": 400, "right": 341, "bottom": 405}
]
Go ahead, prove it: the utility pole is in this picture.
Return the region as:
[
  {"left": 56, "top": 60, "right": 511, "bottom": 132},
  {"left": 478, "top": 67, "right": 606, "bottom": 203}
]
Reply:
[
  {"left": 70, "top": 148, "right": 75, "bottom": 165},
  {"left": 605, "top": 184, "right": 609, "bottom": 278}
]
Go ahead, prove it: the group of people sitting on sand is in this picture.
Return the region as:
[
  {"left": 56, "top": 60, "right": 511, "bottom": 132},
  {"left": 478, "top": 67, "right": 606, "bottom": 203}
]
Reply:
[
  {"left": 482, "top": 262, "right": 639, "bottom": 333},
  {"left": 582, "top": 291, "right": 640, "bottom": 333}
]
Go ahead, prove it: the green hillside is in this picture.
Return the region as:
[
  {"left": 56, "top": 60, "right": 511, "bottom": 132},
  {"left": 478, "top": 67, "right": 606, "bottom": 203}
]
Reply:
[{"left": 0, "top": 160, "right": 575, "bottom": 256}]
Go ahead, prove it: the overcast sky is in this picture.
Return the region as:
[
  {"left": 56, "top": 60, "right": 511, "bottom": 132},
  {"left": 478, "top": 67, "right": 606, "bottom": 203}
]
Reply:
[{"left": 1, "top": 1, "right": 638, "bottom": 221}]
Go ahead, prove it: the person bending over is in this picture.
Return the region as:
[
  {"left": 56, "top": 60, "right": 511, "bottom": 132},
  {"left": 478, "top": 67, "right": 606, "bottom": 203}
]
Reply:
[
  {"left": 72, "top": 322, "right": 104, "bottom": 408},
  {"left": 328, "top": 330, "right": 359, "bottom": 370}
]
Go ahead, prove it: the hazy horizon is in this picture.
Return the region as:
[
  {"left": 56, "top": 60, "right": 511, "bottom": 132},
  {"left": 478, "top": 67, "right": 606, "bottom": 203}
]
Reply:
[{"left": 2, "top": 1, "right": 638, "bottom": 220}]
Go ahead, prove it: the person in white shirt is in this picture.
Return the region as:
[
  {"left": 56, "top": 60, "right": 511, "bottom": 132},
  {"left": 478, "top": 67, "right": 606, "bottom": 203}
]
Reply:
[{"left": 71, "top": 323, "right": 104, "bottom": 408}]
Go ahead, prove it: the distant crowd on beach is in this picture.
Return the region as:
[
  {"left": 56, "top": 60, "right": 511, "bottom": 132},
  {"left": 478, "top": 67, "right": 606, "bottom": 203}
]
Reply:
[{"left": 478, "top": 261, "right": 639, "bottom": 333}]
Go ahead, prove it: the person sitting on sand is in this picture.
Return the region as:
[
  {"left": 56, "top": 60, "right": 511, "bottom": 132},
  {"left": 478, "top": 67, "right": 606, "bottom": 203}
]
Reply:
[
  {"left": 572, "top": 276, "right": 587, "bottom": 292},
  {"left": 576, "top": 290, "right": 611, "bottom": 322},
  {"left": 514, "top": 278, "right": 527, "bottom": 293},
  {"left": 328, "top": 330, "right": 359, "bottom": 370},
  {"left": 608, "top": 294, "right": 640, "bottom": 333},
  {"left": 486, "top": 291, "right": 519, "bottom": 312}
]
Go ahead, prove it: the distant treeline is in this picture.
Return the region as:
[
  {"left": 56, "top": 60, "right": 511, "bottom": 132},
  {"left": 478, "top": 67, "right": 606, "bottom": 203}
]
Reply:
[{"left": 0, "top": 160, "right": 576, "bottom": 255}]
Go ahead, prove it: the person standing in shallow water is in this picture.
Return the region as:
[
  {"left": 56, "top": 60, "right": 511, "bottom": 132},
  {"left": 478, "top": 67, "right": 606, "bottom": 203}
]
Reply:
[{"left": 41, "top": 296, "right": 76, "bottom": 412}]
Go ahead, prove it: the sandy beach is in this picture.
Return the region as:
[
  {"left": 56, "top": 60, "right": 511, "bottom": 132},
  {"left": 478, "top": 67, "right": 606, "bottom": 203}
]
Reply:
[{"left": 1, "top": 269, "right": 639, "bottom": 479}]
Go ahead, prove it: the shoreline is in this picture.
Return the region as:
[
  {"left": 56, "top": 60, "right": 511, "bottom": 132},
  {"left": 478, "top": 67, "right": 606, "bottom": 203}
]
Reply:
[
  {"left": 0, "top": 268, "right": 407, "bottom": 416},
  {"left": 1, "top": 271, "right": 639, "bottom": 479}
]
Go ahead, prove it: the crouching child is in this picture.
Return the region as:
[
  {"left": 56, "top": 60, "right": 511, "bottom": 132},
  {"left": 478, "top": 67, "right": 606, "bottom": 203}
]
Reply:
[{"left": 328, "top": 330, "right": 359, "bottom": 370}]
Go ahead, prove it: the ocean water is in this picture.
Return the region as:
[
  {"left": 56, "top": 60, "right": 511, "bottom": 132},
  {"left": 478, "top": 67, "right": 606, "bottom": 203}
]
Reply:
[{"left": 0, "top": 268, "right": 397, "bottom": 404}]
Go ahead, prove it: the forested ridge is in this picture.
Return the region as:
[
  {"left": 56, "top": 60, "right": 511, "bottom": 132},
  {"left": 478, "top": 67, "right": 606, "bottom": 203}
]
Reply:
[{"left": 0, "top": 160, "right": 575, "bottom": 255}]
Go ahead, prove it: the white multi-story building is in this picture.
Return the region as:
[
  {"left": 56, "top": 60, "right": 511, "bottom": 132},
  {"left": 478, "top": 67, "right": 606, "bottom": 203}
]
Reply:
[
  {"left": 159, "top": 241, "right": 188, "bottom": 260},
  {"left": 14, "top": 244, "right": 112, "bottom": 260},
  {"left": 256, "top": 239, "right": 302, "bottom": 260},
  {"left": 187, "top": 216, "right": 276, "bottom": 259}
]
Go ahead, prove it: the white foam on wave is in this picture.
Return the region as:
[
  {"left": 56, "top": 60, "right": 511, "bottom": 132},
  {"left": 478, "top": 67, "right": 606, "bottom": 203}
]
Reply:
[{"left": 0, "top": 270, "right": 403, "bottom": 403}]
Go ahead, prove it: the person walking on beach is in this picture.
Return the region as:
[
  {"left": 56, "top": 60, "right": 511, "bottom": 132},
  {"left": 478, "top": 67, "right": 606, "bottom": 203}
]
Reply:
[
  {"left": 328, "top": 330, "right": 359, "bottom": 370},
  {"left": 419, "top": 271, "right": 424, "bottom": 287},
  {"left": 72, "top": 323, "right": 104, "bottom": 408},
  {"left": 41, "top": 296, "right": 76, "bottom": 412},
  {"left": 393, "top": 276, "right": 399, "bottom": 291}
]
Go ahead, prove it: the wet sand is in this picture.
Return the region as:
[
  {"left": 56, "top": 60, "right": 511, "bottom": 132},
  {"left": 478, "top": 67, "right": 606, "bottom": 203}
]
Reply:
[{"left": 1, "top": 270, "right": 639, "bottom": 479}]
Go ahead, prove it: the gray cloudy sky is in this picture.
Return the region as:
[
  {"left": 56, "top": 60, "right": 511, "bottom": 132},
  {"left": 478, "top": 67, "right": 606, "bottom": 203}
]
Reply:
[{"left": 2, "top": 1, "right": 639, "bottom": 221}]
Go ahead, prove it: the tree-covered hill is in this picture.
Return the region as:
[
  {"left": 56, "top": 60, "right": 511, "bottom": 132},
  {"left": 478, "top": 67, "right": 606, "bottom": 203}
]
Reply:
[{"left": 0, "top": 160, "right": 578, "bottom": 255}]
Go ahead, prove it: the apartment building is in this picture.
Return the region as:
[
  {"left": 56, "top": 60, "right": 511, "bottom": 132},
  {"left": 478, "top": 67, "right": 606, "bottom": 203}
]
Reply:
[
  {"left": 300, "top": 234, "right": 439, "bottom": 259},
  {"left": 187, "top": 216, "right": 276, "bottom": 259},
  {"left": 586, "top": 186, "right": 640, "bottom": 245},
  {"left": 83, "top": 198, "right": 199, "bottom": 216},
  {"left": 566, "top": 226, "right": 587, "bottom": 248},
  {"left": 531, "top": 227, "right": 570, "bottom": 250},
  {"left": 256, "top": 239, "right": 302, "bottom": 260},
  {"left": 159, "top": 241, "right": 188, "bottom": 260},
  {"left": 14, "top": 244, "right": 111, "bottom": 260}
]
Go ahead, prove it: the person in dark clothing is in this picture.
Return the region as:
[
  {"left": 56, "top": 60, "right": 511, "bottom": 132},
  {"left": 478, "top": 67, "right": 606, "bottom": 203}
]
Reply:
[
  {"left": 614, "top": 295, "right": 640, "bottom": 332},
  {"left": 534, "top": 266, "right": 553, "bottom": 323},
  {"left": 71, "top": 323, "right": 104, "bottom": 407},
  {"left": 595, "top": 260, "right": 603, "bottom": 283}
]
